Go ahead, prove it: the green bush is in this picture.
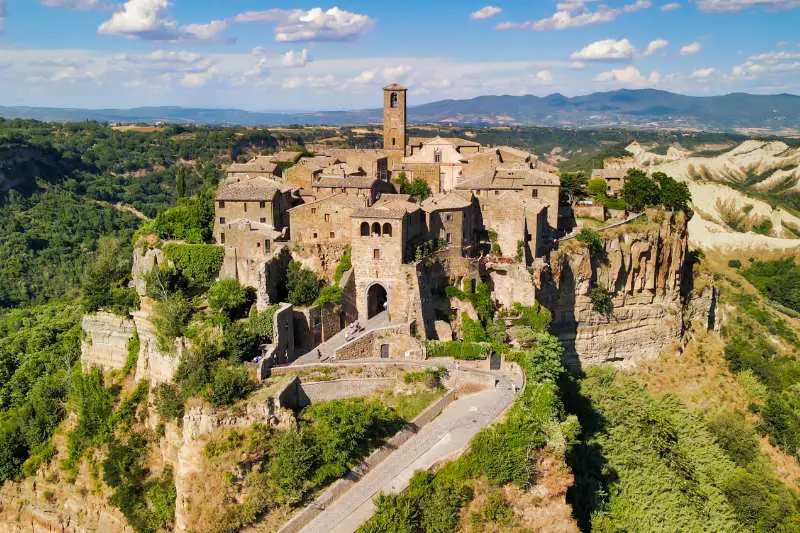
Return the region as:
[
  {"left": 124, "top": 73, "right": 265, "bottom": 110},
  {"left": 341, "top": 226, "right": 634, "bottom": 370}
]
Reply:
[
  {"left": 152, "top": 292, "right": 192, "bottom": 352},
  {"left": 728, "top": 259, "right": 742, "bottom": 269},
  {"left": 82, "top": 237, "right": 139, "bottom": 315},
  {"left": 511, "top": 302, "right": 552, "bottom": 333},
  {"left": 587, "top": 178, "right": 608, "bottom": 197},
  {"left": 426, "top": 341, "right": 492, "bottom": 360},
  {"left": 247, "top": 305, "right": 278, "bottom": 344},
  {"left": 446, "top": 283, "right": 494, "bottom": 325},
  {"left": 286, "top": 261, "right": 322, "bottom": 307},
  {"left": 577, "top": 228, "right": 606, "bottom": 260},
  {"left": 461, "top": 313, "right": 487, "bottom": 342},
  {"left": 222, "top": 320, "right": 261, "bottom": 362},
  {"left": 65, "top": 368, "right": 115, "bottom": 469},
  {"left": 589, "top": 286, "right": 614, "bottom": 317},
  {"left": 397, "top": 173, "right": 432, "bottom": 201},
  {"left": 153, "top": 383, "right": 184, "bottom": 421},
  {"left": 403, "top": 368, "right": 444, "bottom": 389},
  {"left": 144, "top": 265, "right": 188, "bottom": 300},
  {"left": 314, "top": 285, "right": 343, "bottom": 306},
  {"left": 162, "top": 243, "right": 224, "bottom": 289},
  {"left": 123, "top": 330, "right": 140, "bottom": 376},
  {"left": 151, "top": 195, "right": 214, "bottom": 243},
  {"left": 622, "top": 169, "right": 661, "bottom": 212},
  {"left": 208, "top": 279, "right": 256, "bottom": 320},
  {"left": 334, "top": 246, "right": 352, "bottom": 285},
  {"left": 706, "top": 411, "right": 759, "bottom": 467},
  {"left": 742, "top": 257, "right": 800, "bottom": 313},
  {"left": 203, "top": 363, "right": 255, "bottom": 406}
]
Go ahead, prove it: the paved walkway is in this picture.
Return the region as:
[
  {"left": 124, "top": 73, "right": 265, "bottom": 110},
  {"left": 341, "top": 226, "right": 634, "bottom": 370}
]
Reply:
[
  {"left": 298, "top": 371, "right": 519, "bottom": 533},
  {"left": 292, "top": 312, "right": 390, "bottom": 365}
]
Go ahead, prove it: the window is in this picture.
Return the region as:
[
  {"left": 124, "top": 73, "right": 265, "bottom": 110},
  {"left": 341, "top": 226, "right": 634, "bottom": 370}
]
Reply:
[
  {"left": 383, "top": 222, "right": 393, "bottom": 237},
  {"left": 265, "top": 240, "right": 271, "bottom": 252},
  {"left": 532, "top": 189, "right": 539, "bottom": 198},
  {"left": 360, "top": 222, "right": 370, "bottom": 236},
  {"left": 371, "top": 222, "right": 381, "bottom": 236},
  {"left": 260, "top": 201, "right": 266, "bottom": 208},
  {"left": 219, "top": 217, "right": 226, "bottom": 224},
  {"left": 373, "top": 249, "right": 381, "bottom": 260},
  {"left": 324, "top": 214, "right": 331, "bottom": 223},
  {"left": 256, "top": 242, "right": 261, "bottom": 248},
  {"left": 330, "top": 232, "right": 335, "bottom": 239},
  {"left": 434, "top": 149, "right": 442, "bottom": 163},
  {"left": 494, "top": 190, "right": 500, "bottom": 196},
  {"left": 313, "top": 232, "right": 318, "bottom": 239},
  {"left": 244, "top": 203, "right": 247, "bottom": 213},
  {"left": 446, "top": 233, "right": 452, "bottom": 244},
  {"left": 218, "top": 201, "right": 225, "bottom": 208},
  {"left": 220, "top": 233, "right": 226, "bottom": 244},
  {"left": 445, "top": 213, "right": 453, "bottom": 222},
  {"left": 390, "top": 92, "right": 398, "bottom": 108},
  {"left": 260, "top": 217, "right": 266, "bottom": 223},
  {"left": 392, "top": 138, "right": 396, "bottom": 147},
  {"left": 311, "top": 208, "right": 317, "bottom": 214}
]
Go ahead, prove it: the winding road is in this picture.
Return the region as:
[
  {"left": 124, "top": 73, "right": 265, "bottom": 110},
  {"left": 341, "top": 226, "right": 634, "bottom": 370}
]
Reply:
[{"left": 298, "top": 370, "right": 519, "bottom": 533}]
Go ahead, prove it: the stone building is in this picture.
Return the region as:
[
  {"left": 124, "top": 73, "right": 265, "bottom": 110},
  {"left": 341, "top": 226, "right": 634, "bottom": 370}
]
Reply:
[
  {"left": 399, "top": 137, "right": 469, "bottom": 192},
  {"left": 478, "top": 191, "right": 548, "bottom": 260},
  {"left": 311, "top": 176, "right": 392, "bottom": 204},
  {"left": 420, "top": 190, "right": 479, "bottom": 255},
  {"left": 227, "top": 156, "right": 280, "bottom": 179},
  {"left": 461, "top": 145, "right": 538, "bottom": 176},
  {"left": 214, "top": 176, "right": 293, "bottom": 243},
  {"left": 456, "top": 166, "right": 560, "bottom": 232},
  {"left": 283, "top": 155, "right": 336, "bottom": 190},
  {"left": 287, "top": 193, "right": 368, "bottom": 244},
  {"left": 323, "top": 149, "right": 389, "bottom": 180}
]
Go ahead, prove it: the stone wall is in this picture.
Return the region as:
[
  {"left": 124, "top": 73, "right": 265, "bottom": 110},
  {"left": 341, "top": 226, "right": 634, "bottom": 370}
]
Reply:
[
  {"left": 334, "top": 325, "right": 424, "bottom": 360},
  {"left": 542, "top": 213, "right": 693, "bottom": 367},
  {"left": 272, "top": 303, "right": 295, "bottom": 365},
  {"left": 573, "top": 204, "right": 606, "bottom": 221},
  {"left": 487, "top": 262, "right": 537, "bottom": 309},
  {"left": 80, "top": 312, "right": 136, "bottom": 372},
  {"left": 293, "top": 303, "right": 343, "bottom": 353}
]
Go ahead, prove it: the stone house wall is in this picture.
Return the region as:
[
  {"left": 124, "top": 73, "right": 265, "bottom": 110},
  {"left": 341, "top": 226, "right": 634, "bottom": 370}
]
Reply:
[
  {"left": 333, "top": 326, "right": 423, "bottom": 360},
  {"left": 289, "top": 197, "right": 362, "bottom": 244}
]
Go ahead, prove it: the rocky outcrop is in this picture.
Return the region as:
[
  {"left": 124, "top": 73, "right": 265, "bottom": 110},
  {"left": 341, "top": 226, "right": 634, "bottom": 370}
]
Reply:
[
  {"left": 487, "top": 261, "right": 538, "bottom": 309},
  {"left": 173, "top": 395, "right": 295, "bottom": 533},
  {"left": 80, "top": 312, "right": 136, "bottom": 372},
  {"left": 131, "top": 245, "right": 165, "bottom": 297},
  {"left": 132, "top": 298, "right": 183, "bottom": 385},
  {"left": 542, "top": 213, "right": 696, "bottom": 367}
]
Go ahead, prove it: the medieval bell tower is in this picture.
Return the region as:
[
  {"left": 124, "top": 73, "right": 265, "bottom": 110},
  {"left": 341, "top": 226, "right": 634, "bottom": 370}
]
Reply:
[{"left": 383, "top": 83, "right": 407, "bottom": 158}]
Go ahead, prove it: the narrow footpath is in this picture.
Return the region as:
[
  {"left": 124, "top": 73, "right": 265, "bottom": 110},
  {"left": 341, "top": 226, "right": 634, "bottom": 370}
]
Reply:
[{"left": 298, "top": 371, "right": 519, "bottom": 533}]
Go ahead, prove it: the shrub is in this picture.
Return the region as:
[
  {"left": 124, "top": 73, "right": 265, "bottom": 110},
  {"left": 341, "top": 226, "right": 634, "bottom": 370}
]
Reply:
[
  {"left": 82, "top": 237, "right": 138, "bottom": 315},
  {"left": 314, "top": 285, "right": 343, "bottom": 306},
  {"left": 151, "top": 195, "right": 213, "bottom": 243},
  {"left": 706, "top": 411, "right": 759, "bottom": 467},
  {"left": 208, "top": 279, "right": 256, "bottom": 320},
  {"left": 65, "top": 368, "right": 115, "bottom": 468},
  {"left": 334, "top": 246, "right": 352, "bottom": 285},
  {"left": 728, "top": 259, "right": 742, "bottom": 269},
  {"left": 586, "top": 178, "right": 608, "bottom": 197},
  {"left": 589, "top": 286, "right": 614, "bottom": 317},
  {"left": 511, "top": 302, "right": 552, "bottom": 333},
  {"left": 268, "top": 430, "right": 317, "bottom": 504},
  {"left": 742, "top": 257, "right": 800, "bottom": 313},
  {"left": 162, "top": 243, "right": 224, "bottom": 289},
  {"left": 461, "top": 313, "right": 487, "bottom": 342},
  {"left": 144, "top": 265, "right": 188, "bottom": 300},
  {"left": 426, "top": 341, "right": 492, "bottom": 360},
  {"left": 123, "top": 330, "right": 140, "bottom": 376},
  {"left": 247, "top": 305, "right": 278, "bottom": 343},
  {"left": 577, "top": 228, "right": 606, "bottom": 260},
  {"left": 153, "top": 383, "right": 184, "bottom": 421},
  {"left": 203, "top": 364, "right": 255, "bottom": 406},
  {"left": 152, "top": 292, "right": 192, "bottom": 352},
  {"left": 653, "top": 172, "right": 691, "bottom": 212},
  {"left": 481, "top": 489, "right": 513, "bottom": 525},
  {"left": 286, "top": 261, "right": 322, "bottom": 307},
  {"left": 222, "top": 320, "right": 262, "bottom": 362},
  {"left": 397, "top": 173, "right": 432, "bottom": 201},
  {"left": 403, "top": 368, "right": 444, "bottom": 389}
]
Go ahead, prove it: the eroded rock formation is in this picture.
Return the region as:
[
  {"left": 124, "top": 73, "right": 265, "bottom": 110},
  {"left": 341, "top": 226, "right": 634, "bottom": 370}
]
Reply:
[{"left": 540, "top": 213, "right": 702, "bottom": 367}]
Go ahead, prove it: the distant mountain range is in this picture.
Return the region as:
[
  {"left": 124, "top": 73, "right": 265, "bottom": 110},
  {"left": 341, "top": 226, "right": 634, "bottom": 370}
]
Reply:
[{"left": 2, "top": 89, "right": 800, "bottom": 131}]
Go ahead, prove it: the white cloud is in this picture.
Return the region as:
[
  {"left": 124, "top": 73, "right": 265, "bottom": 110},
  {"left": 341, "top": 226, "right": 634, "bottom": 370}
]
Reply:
[
  {"left": 471, "top": 6, "right": 503, "bottom": 20},
  {"left": 98, "top": 0, "right": 227, "bottom": 41},
  {"left": 571, "top": 39, "right": 636, "bottom": 61},
  {"left": 644, "top": 38, "right": 669, "bottom": 56},
  {"left": 536, "top": 69, "right": 554, "bottom": 82},
  {"left": 281, "top": 48, "right": 310, "bottom": 68},
  {"left": 40, "top": 0, "right": 108, "bottom": 9},
  {"left": 696, "top": 0, "right": 800, "bottom": 12},
  {"left": 680, "top": 42, "right": 702, "bottom": 55},
  {"left": 733, "top": 49, "right": 800, "bottom": 77},
  {"left": 661, "top": 2, "right": 682, "bottom": 11},
  {"left": 594, "top": 65, "right": 661, "bottom": 85},
  {"left": 180, "top": 71, "right": 213, "bottom": 88},
  {"left": 498, "top": 0, "right": 652, "bottom": 31},
  {"left": 690, "top": 67, "right": 716, "bottom": 79},
  {"left": 234, "top": 7, "right": 373, "bottom": 42}
]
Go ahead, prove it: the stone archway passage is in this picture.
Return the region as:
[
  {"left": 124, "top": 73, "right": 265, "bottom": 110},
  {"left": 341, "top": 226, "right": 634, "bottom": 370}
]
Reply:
[{"left": 367, "top": 284, "right": 388, "bottom": 319}]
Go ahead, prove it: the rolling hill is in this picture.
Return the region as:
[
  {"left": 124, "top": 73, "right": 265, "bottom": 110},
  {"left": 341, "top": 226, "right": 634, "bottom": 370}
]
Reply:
[{"left": 2, "top": 89, "right": 800, "bottom": 131}]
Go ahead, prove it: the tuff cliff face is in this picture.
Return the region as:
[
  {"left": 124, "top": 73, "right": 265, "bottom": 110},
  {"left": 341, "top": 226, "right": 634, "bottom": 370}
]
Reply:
[{"left": 540, "top": 212, "right": 702, "bottom": 367}]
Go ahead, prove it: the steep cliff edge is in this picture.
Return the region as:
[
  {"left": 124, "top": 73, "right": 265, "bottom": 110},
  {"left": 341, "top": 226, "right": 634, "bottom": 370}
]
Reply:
[{"left": 539, "top": 211, "right": 711, "bottom": 367}]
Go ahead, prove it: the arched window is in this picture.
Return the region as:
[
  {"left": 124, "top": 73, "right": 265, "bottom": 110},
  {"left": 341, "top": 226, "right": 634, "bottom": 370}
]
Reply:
[
  {"left": 383, "top": 223, "right": 393, "bottom": 236},
  {"left": 433, "top": 149, "right": 442, "bottom": 163},
  {"left": 371, "top": 222, "right": 382, "bottom": 236},
  {"left": 390, "top": 92, "right": 398, "bottom": 108},
  {"left": 360, "top": 222, "right": 370, "bottom": 236}
]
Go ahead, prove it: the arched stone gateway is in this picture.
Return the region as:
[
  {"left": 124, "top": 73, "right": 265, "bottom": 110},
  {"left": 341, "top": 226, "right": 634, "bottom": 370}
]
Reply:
[{"left": 367, "top": 283, "right": 388, "bottom": 319}]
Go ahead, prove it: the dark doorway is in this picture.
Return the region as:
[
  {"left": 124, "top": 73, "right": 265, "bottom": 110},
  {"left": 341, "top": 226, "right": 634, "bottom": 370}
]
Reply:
[
  {"left": 367, "top": 284, "right": 388, "bottom": 319},
  {"left": 490, "top": 352, "right": 501, "bottom": 370},
  {"left": 380, "top": 344, "right": 390, "bottom": 359}
]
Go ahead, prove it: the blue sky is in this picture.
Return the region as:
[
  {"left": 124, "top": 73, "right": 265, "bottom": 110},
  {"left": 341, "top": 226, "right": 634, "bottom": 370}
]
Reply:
[{"left": 1, "top": 0, "right": 799, "bottom": 110}]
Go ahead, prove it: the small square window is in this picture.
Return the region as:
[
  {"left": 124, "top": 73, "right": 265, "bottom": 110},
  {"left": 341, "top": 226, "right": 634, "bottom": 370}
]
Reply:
[
  {"left": 260, "top": 217, "right": 266, "bottom": 223},
  {"left": 313, "top": 232, "right": 318, "bottom": 239},
  {"left": 373, "top": 249, "right": 381, "bottom": 260},
  {"left": 256, "top": 242, "right": 261, "bottom": 248},
  {"left": 260, "top": 201, "right": 266, "bottom": 208},
  {"left": 311, "top": 208, "right": 317, "bottom": 214},
  {"left": 329, "top": 232, "right": 335, "bottom": 239},
  {"left": 532, "top": 189, "right": 539, "bottom": 198},
  {"left": 445, "top": 213, "right": 453, "bottom": 222},
  {"left": 219, "top": 217, "right": 226, "bottom": 224},
  {"left": 218, "top": 201, "right": 225, "bottom": 208},
  {"left": 494, "top": 190, "right": 500, "bottom": 196}
]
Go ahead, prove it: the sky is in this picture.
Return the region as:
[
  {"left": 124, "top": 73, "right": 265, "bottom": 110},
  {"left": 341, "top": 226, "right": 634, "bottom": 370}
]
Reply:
[{"left": 0, "top": 0, "right": 799, "bottom": 110}]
